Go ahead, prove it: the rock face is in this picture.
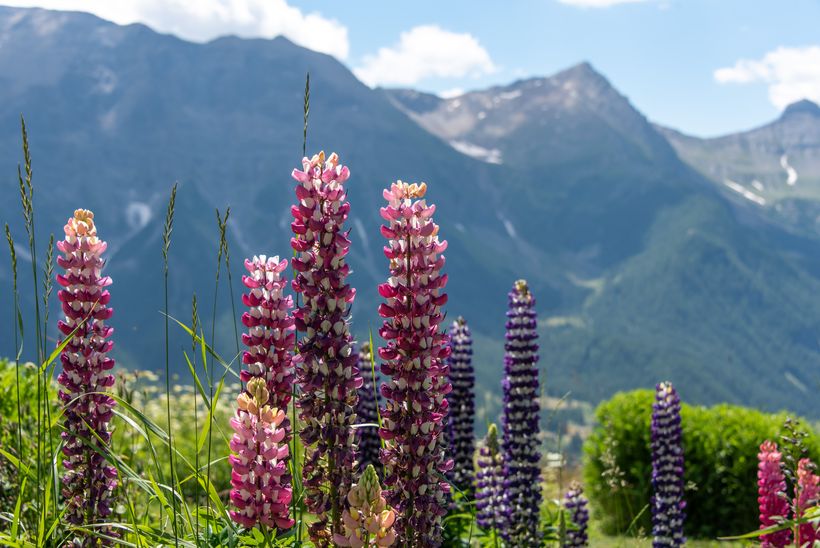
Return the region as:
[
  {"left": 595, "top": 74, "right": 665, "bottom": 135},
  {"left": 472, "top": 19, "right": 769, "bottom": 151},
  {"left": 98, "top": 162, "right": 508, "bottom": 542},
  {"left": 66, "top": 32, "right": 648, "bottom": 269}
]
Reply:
[{"left": 2, "top": 6, "right": 820, "bottom": 417}]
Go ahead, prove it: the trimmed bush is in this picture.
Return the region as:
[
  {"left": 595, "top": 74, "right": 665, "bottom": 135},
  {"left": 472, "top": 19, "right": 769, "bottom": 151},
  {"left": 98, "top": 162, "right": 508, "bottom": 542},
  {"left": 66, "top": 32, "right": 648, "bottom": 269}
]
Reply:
[{"left": 584, "top": 389, "right": 820, "bottom": 539}]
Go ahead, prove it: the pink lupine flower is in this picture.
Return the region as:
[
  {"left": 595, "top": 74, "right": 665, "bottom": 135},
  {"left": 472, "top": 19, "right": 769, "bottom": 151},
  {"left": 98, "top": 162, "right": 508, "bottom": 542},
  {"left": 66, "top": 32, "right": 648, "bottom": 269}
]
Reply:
[
  {"left": 333, "top": 464, "right": 397, "bottom": 547},
  {"left": 229, "top": 377, "right": 294, "bottom": 531},
  {"left": 795, "top": 458, "right": 819, "bottom": 547},
  {"left": 757, "top": 441, "right": 792, "bottom": 548},
  {"left": 290, "top": 151, "right": 362, "bottom": 545},
  {"left": 240, "top": 255, "right": 294, "bottom": 413},
  {"left": 378, "top": 181, "right": 452, "bottom": 547},
  {"left": 56, "top": 209, "right": 118, "bottom": 543}
]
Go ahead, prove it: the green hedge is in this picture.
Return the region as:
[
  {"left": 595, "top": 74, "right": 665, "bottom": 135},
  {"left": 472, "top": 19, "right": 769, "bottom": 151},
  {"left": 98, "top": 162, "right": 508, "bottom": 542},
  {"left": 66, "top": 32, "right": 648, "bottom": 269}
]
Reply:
[{"left": 583, "top": 389, "right": 820, "bottom": 539}]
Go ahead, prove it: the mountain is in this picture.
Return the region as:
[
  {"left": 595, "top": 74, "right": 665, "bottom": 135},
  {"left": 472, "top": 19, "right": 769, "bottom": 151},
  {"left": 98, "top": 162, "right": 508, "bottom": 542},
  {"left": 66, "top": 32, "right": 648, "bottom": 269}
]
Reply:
[
  {"left": 1, "top": 6, "right": 819, "bottom": 418},
  {"left": 659, "top": 99, "right": 820, "bottom": 239}
]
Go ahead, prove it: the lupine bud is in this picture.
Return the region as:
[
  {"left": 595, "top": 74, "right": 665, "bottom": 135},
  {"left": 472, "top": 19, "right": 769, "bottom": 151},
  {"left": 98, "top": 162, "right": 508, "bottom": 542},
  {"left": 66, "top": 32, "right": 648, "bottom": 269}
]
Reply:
[
  {"left": 757, "top": 441, "right": 792, "bottom": 548},
  {"left": 447, "top": 317, "right": 475, "bottom": 495},
  {"left": 501, "top": 279, "right": 542, "bottom": 545},
  {"left": 356, "top": 342, "right": 382, "bottom": 475},
  {"left": 378, "top": 181, "right": 452, "bottom": 546},
  {"left": 795, "top": 458, "right": 819, "bottom": 547},
  {"left": 651, "top": 382, "right": 686, "bottom": 547},
  {"left": 229, "top": 377, "right": 294, "bottom": 530},
  {"left": 333, "top": 464, "right": 397, "bottom": 547},
  {"left": 475, "top": 424, "right": 505, "bottom": 532},
  {"left": 563, "top": 482, "right": 589, "bottom": 547},
  {"left": 291, "top": 152, "right": 362, "bottom": 545},
  {"left": 56, "top": 209, "right": 118, "bottom": 543}
]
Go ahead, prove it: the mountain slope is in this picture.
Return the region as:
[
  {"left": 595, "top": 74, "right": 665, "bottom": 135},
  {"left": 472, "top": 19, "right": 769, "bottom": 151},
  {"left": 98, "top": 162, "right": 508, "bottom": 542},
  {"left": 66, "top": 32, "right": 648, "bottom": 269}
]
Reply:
[{"left": 1, "top": 7, "right": 819, "bottom": 417}]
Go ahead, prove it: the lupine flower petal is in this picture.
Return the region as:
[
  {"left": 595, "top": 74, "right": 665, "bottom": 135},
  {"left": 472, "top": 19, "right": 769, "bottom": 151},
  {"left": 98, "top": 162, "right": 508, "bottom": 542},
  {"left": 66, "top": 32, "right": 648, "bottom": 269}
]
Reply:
[
  {"left": 501, "top": 279, "right": 543, "bottom": 545},
  {"left": 378, "top": 180, "right": 451, "bottom": 547},
  {"left": 651, "top": 382, "right": 686, "bottom": 547},
  {"left": 56, "top": 209, "right": 119, "bottom": 545},
  {"left": 291, "top": 151, "right": 361, "bottom": 545},
  {"left": 446, "top": 317, "right": 475, "bottom": 495}
]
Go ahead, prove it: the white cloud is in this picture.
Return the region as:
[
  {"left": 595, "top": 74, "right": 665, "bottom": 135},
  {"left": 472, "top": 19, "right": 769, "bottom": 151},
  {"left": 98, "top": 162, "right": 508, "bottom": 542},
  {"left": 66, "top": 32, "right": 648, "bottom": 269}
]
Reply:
[
  {"left": 438, "top": 87, "right": 464, "bottom": 99},
  {"left": 714, "top": 46, "right": 820, "bottom": 109},
  {"left": 557, "top": 0, "right": 652, "bottom": 7},
  {"left": 3, "top": 0, "right": 349, "bottom": 58},
  {"left": 354, "top": 25, "right": 495, "bottom": 87}
]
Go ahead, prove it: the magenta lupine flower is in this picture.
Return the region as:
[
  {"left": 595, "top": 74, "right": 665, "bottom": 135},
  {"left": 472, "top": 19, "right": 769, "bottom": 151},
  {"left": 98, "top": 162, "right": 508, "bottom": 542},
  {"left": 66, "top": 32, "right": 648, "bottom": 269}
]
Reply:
[
  {"left": 229, "top": 378, "right": 294, "bottom": 531},
  {"left": 795, "top": 458, "right": 819, "bottom": 547},
  {"left": 229, "top": 255, "right": 295, "bottom": 531},
  {"left": 377, "top": 181, "right": 452, "bottom": 547},
  {"left": 651, "top": 381, "right": 686, "bottom": 547},
  {"left": 355, "top": 342, "right": 382, "bottom": 475},
  {"left": 291, "top": 151, "right": 362, "bottom": 545},
  {"left": 56, "top": 209, "right": 118, "bottom": 542},
  {"left": 501, "top": 279, "right": 542, "bottom": 545},
  {"left": 475, "top": 424, "right": 505, "bottom": 533},
  {"left": 446, "top": 316, "right": 475, "bottom": 495},
  {"left": 240, "top": 255, "right": 294, "bottom": 413},
  {"left": 563, "top": 482, "right": 589, "bottom": 547},
  {"left": 757, "top": 441, "right": 792, "bottom": 548}
]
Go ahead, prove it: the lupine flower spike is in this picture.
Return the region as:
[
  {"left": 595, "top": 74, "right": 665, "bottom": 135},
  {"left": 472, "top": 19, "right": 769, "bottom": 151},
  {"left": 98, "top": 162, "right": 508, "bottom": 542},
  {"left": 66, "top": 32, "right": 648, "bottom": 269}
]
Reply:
[
  {"left": 757, "top": 441, "right": 792, "bottom": 548},
  {"left": 475, "top": 423, "right": 505, "bottom": 533},
  {"left": 563, "top": 482, "right": 590, "bottom": 547},
  {"left": 355, "top": 342, "right": 382, "bottom": 475},
  {"left": 56, "top": 209, "right": 118, "bottom": 543},
  {"left": 651, "top": 381, "right": 686, "bottom": 547},
  {"left": 501, "top": 279, "right": 543, "bottom": 545},
  {"left": 333, "top": 464, "right": 397, "bottom": 547},
  {"left": 229, "top": 377, "right": 294, "bottom": 530},
  {"left": 229, "top": 255, "right": 295, "bottom": 532},
  {"left": 378, "top": 180, "right": 452, "bottom": 546},
  {"left": 291, "top": 151, "right": 362, "bottom": 545},
  {"left": 795, "top": 458, "right": 819, "bottom": 547},
  {"left": 447, "top": 316, "right": 476, "bottom": 495}
]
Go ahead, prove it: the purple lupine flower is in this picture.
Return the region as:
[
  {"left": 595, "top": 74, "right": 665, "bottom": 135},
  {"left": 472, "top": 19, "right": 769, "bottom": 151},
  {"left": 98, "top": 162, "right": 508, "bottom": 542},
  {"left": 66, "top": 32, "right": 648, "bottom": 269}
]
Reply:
[
  {"left": 55, "top": 209, "right": 118, "bottom": 542},
  {"left": 378, "top": 181, "right": 452, "bottom": 547},
  {"left": 475, "top": 423, "right": 505, "bottom": 532},
  {"left": 651, "top": 382, "right": 686, "bottom": 547},
  {"left": 501, "top": 279, "right": 542, "bottom": 545},
  {"left": 757, "top": 441, "right": 792, "bottom": 548},
  {"left": 291, "top": 151, "right": 362, "bottom": 545},
  {"left": 229, "top": 255, "right": 295, "bottom": 531},
  {"left": 355, "top": 342, "right": 382, "bottom": 475},
  {"left": 446, "top": 316, "right": 475, "bottom": 495},
  {"left": 229, "top": 378, "right": 294, "bottom": 530},
  {"left": 563, "top": 482, "right": 589, "bottom": 547}
]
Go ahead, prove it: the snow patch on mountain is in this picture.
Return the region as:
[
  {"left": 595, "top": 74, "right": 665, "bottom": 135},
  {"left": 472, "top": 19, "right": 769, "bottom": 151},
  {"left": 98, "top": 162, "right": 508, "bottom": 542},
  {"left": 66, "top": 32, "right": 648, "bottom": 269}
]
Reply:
[
  {"left": 780, "top": 154, "right": 798, "bottom": 186},
  {"left": 724, "top": 179, "right": 766, "bottom": 206},
  {"left": 449, "top": 140, "right": 502, "bottom": 164}
]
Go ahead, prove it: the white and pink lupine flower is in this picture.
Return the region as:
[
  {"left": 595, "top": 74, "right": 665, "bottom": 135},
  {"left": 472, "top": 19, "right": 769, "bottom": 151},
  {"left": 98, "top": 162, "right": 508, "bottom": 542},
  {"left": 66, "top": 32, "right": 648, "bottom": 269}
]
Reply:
[
  {"left": 229, "top": 377, "right": 294, "bottom": 531},
  {"left": 377, "top": 181, "right": 452, "bottom": 547},
  {"left": 56, "top": 209, "right": 118, "bottom": 543}
]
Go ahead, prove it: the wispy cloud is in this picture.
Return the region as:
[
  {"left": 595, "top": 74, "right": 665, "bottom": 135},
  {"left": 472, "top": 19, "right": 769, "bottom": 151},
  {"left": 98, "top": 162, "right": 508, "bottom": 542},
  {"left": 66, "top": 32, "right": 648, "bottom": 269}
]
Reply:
[
  {"left": 3, "top": 0, "right": 349, "bottom": 59},
  {"left": 557, "top": 0, "right": 653, "bottom": 7},
  {"left": 354, "top": 25, "right": 495, "bottom": 87},
  {"left": 715, "top": 46, "right": 820, "bottom": 109}
]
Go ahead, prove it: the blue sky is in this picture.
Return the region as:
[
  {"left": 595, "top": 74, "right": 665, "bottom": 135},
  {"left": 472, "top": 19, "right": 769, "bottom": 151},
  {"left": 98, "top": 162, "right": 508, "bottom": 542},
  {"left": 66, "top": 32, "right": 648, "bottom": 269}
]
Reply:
[{"left": 7, "top": 0, "right": 820, "bottom": 137}]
